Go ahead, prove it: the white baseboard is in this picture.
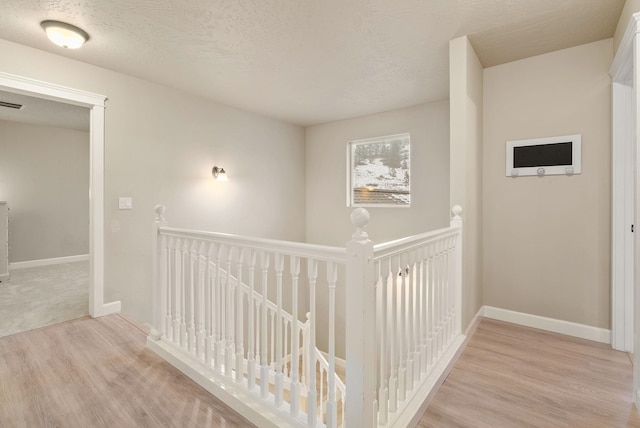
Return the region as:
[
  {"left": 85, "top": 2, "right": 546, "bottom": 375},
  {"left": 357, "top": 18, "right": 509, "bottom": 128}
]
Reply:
[
  {"left": 10, "top": 254, "right": 89, "bottom": 270},
  {"left": 100, "top": 301, "right": 122, "bottom": 316},
  {"left": 482, "top": 306, "right": 611, "bottom": 344}
]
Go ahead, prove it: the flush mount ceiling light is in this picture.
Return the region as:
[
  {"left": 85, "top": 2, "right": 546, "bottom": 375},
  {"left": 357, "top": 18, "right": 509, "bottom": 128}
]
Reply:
[{"left": 40, "top": 20, "right": 89, "bottom": 49}]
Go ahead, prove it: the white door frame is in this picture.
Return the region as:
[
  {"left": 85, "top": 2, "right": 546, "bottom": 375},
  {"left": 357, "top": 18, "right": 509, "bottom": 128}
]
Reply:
[
  {"left": 611, "top": 12, "right": 640, "bottom": 408},
  {"left": 611, "top": 56, "right": 634, "bottom": 352},
  {"left": 0, "top": 71, "right": 120, "bottom": 317}
]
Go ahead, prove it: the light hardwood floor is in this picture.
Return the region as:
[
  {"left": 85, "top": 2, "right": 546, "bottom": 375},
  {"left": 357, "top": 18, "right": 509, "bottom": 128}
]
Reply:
[
  {"left": 0, "top": 314, "right": 254, "bottom": 427},
  {"left": 3, "top": 315, "right": 640, "bottom": 427},
  {"left": 419, "top": 318, "right": 640, "bottom": 428}
]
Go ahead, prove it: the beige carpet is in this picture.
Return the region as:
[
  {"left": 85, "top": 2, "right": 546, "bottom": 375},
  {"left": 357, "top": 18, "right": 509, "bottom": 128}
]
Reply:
[{"left": 0, "top": 261, "right": 89, "bottom": 337}]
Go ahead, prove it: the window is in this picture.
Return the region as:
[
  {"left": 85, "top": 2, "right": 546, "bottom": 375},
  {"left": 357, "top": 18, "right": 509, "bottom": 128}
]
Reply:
[{"left": 347, "top": 133, "right": 410, "bottom": 207}]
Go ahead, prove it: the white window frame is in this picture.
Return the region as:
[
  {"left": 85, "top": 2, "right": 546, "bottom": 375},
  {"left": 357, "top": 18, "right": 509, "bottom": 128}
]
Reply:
[{"left": 346, "top": 133, "right": 411, "bottom": 208}]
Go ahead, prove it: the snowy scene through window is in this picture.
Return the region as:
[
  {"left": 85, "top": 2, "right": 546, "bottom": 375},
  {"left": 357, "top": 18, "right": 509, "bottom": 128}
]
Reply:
[{"left": 348, "top": 133, "right": 410, "bottom": 207}]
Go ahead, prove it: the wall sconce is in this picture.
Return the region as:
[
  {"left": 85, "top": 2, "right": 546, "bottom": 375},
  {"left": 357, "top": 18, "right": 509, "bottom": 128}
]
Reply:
[
  {"left": 212, "top": 166, "right": 228, "bottom": 181},
  {"left": 41, "top": 20, "right": 89, "bottom": 49}
]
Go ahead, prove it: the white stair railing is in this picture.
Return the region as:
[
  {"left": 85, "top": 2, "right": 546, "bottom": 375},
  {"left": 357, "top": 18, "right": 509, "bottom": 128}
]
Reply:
[
  {"left": 150, "top": 205, "right": 346, "bottom": 427},
  {"left": 149, "top": 204, "right": 464, "bottom": 428}
]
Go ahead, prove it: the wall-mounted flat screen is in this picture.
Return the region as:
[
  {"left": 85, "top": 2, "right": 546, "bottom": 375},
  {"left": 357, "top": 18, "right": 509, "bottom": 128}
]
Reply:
[{"left": 506, "top": 134, "right": 581, "bottom": 177}]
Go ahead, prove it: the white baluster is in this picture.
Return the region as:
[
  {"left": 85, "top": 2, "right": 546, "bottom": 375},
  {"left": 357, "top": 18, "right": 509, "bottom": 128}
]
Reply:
[
  {"left": 274, "top": 253, "right": 285, "bottom": 406},
  {"left": 302, "top": 313, "right": 310, "bottom": 386},
  {"left": 180, "top": 240, "right": 188, "bottom": 348},
  {"left": 437, "top": 239, "right": 444, "bottom": 355},
  {"left": 398, "top": 253, "right": 407, "bottom": 402},
  {"left": 378, "top": 258, "right": 390, "bottom": 425},
  {"left": 151, "top": 206, "right": 167, "bottom": 341},
  {"left": 173, "top": 238, "right": 182, "bottom": 344},
  {"left": 419, "top": 245, "right": 428, "bottom": 373},
  {"left": 445, "top": 237, "right": 453, "bottom": 344},
  {"left": 236, "top": 248, "right": 246, "bottom": 384},
  {"left": 319, "top": 363, "right": 325, "bottom": 420},
  {"left": 270, "top": 310, "right": 276, "bottom": 367},
  {"left": 260, "top": 251, "right": 270, "bottom": 399},
  {"left": 255, "top": 300, "right": 261, "bottom": 366},
  {"left": 326, "top": 261, "right": 338, "bottom": 428},
  {"left": 428, "top": 242, "right": 436, "bottom": 366},
  {"left": 205, "top": 243, "right": 214, "bottom": 365},
  {"left": 213, "top": 245, "right": 223, "bottom": 370},
  {"left": 247, "top": 250, "right": 257, "bottom": 390},
  {"left": 225, "top": 246, "right": 233, "bottom": 378},
  {"left": 451, "top": 205, "right": 463, "bottom": 337},
  {"left": 196, "top": 241, "right": 206, "bottom": 359},
  {"left": 188, "top": 241, "right": 197, "bottom": 353},
  {"left": 165, "top": 236, "right": 174, "bottom": 342},
  {"left": 307, "top": 258, "right": 318, "bottom": 427},
  {"left": 405, "top": 254, "right": 414, "bottom": 393},
  {"left": 410, "top": 252, "right": 420, "bottom": 386},
  {"left": 389, "top": 255, "right": 399, "bottom": 412},
  {"left": 290, "top": 256, "right": 301, "bottom": 416},
  {"left": 283, "top": 320, "right": 290, "bottom": 377}
]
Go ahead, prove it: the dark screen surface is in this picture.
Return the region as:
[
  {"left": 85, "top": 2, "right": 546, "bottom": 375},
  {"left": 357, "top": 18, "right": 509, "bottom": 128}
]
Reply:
[{"left": 513, "top": 142, "right": 572, "bottom": 168}]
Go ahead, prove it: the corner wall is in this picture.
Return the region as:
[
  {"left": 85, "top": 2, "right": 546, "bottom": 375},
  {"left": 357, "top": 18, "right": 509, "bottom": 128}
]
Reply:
[
  {"left": 449, "top": 36, "right": 484, "bottom": 330},
  {"left": 482, "top": 39, "right": 612, "bottom": 329}
]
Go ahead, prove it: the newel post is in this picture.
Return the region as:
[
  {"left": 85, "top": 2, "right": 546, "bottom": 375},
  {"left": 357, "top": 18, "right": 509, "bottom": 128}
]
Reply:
[
  {"left": 450, "top": 205, "right": 463, "bottom": 336},
  {"left": 150, "top": 204, "right": 168, "bottom": 340},
  {"left": 346, "top": 208, "right": 377, "bottom": 427}
]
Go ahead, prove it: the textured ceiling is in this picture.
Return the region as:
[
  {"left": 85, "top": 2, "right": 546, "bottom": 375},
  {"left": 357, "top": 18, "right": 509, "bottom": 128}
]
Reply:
[{"left": 0, "top": 0, "right": 625, "bottom": 126}]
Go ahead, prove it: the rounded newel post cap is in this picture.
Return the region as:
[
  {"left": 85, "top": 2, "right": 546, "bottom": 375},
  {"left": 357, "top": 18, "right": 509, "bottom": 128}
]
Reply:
[
  {"left": 154, "top": 204, "right": 166, "bottom": 222},
  {"left": 451, "top": 205, "right": 462, "bottom": 220},
  {"left": 351, "top": 208, "right": 370, "bottom": 240}
]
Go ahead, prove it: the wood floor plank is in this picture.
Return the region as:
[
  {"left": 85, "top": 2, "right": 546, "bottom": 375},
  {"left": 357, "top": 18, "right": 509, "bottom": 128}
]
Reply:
[
  {"left": 418, "top": 318, "right": 640, "bottom": 428},
  {"left": 0, "top": 315, "right": 255, "bottom": 428}
]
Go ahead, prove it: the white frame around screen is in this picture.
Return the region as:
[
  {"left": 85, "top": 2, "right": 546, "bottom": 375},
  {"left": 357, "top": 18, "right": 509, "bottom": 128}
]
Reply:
[
  {"left": 0, "top": 71, "right": 120, "bottom": 317},
  {"left": 505, "top": 134, "right": 582, "bottom": 177}
]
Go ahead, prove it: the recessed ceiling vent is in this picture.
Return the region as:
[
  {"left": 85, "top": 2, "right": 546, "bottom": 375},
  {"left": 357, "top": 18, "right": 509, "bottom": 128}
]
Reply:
[{"left": 0, "top": 101, "right": 23, "bottom": 110}]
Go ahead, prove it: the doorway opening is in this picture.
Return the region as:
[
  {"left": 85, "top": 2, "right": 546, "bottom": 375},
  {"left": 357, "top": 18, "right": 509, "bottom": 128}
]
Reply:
[{"left": 0, "top": 71, "right": 120, "bottom": 318}]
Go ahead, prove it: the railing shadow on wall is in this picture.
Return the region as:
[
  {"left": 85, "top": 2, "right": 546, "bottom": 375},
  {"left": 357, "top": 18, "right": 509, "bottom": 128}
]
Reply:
[{"left": 147, "top": 204, "right": 465, "bottom": 428}]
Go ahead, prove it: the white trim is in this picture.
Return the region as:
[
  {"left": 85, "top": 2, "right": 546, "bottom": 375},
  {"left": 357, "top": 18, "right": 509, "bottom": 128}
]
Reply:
[
  {"left": 482, "top": 306, "right": 611, "bottom": 344},
  {"left": 0, "top": 72, "right": 118, "bottom": 317},
  {"left": 100, "top": 300, "right": 122, "bottom": 316},
  {"left": 10, "top": 254, "right": 89, "bottom": 270},
  {"left": 611, "top": 81, "right": 635, "bottom": 352},
  {"left": 147, "top": 337, "right": 305, "bottom": 428}
]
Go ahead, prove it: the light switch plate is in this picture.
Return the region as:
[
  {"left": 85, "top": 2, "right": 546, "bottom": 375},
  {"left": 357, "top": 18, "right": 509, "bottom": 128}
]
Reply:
[{"left": 118, "top": 197, "right": 133, "bottom": 210}]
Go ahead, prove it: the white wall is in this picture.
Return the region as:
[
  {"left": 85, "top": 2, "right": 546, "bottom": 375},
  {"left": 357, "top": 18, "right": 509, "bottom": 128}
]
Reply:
[
  {"left": 482, "top": 39, "right": 612, "bottom": 329},
  {"left": 305, "top": 101, "right": 450, "bottom": 247},
  {"left": 0, "top": 120, "right": 89, "bottom": 262},
  {"left": 449, "top": 36, "right": 484, "bottom": 329},
  {"left": 0, "top": 39, "right": 306, "bottom": 324}
]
